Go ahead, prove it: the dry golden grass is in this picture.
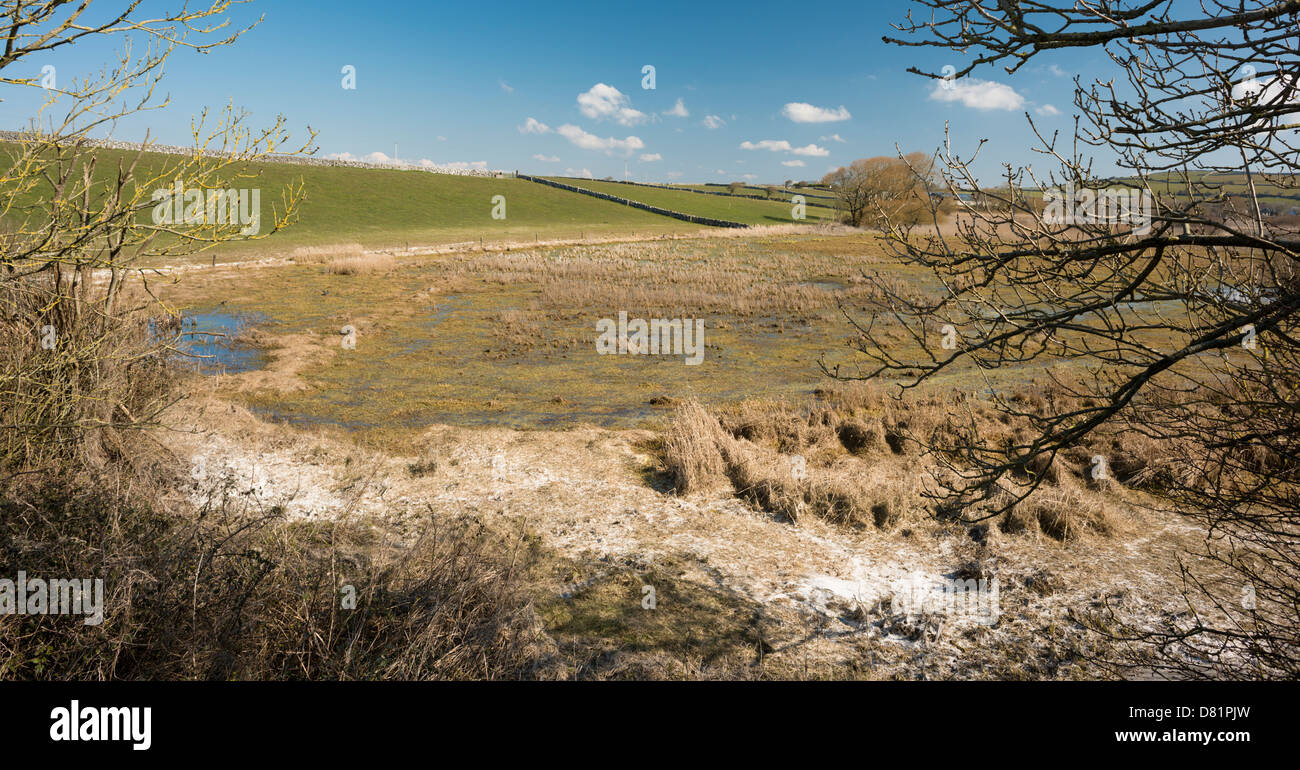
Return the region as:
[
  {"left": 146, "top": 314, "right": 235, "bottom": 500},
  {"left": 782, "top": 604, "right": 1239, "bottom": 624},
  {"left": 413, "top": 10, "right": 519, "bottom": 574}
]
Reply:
[
  {"left": 662, "top": 397, "right": 920, "bottom": 530},
  {"left": 659, "top": 382, "right": 1152, "bottom": 540},
  {"left": 0, "top": 280, "right": 174, "bottom": 470},
  {"left": 327, "top": 253, "right": 397, "bottom": 275},
  {"left": 997, "top": 483, "right": 1113, "bottom": 541},
  {"left": 661, "top": 399, "right": 730, "bottom": 494},
  {"left": 287, "top": 242, "right": 367, "bottom": 262},
  {"left": 284, "top": 243, "right": 400, "bottom": 275},
  {"left": 443, "top": 239, "right": 914, "bottom": 319}
]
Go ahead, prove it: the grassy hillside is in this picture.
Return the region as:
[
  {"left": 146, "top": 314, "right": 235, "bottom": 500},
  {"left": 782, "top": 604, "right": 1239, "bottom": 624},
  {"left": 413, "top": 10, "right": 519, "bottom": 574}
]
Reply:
[
  {"left": 1143, "top": 171, "right": 1300, "bottom": 213},
  {"left": 673, "top": 182, "right": 836, "bottom": 201},
  {"left": 1013, "top": 173, "right": 1300, "bottom": 213},
  {"left": 544, "top": 177, "right": 838, "bottom": 225},
  {"left": 1, "top": 144, "right": 697, "bottom": 264}
]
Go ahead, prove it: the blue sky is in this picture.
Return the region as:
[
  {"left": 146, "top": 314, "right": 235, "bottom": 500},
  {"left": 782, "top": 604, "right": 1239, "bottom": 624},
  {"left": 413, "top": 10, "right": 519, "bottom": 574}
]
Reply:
[{"left": 0, "top": 0, "right": 1123, "bottom": 183}]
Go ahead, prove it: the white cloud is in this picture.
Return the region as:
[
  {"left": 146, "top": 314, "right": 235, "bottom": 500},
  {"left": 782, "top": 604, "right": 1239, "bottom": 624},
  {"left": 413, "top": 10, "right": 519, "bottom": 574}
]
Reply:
[
  {"left": 739, "top": 139, "right": 829, "bottom": 157},
  {"left": 665, "top": 171, "right": 683, "bottom": 179},
  {"left": 702, "top": 114, "right": 726, "bottom": 129},
  {"left": 1232, "top": 73, "right": 1300, "bottom": 128},
  {"left": 557, "top": 124, "right": 645, "bottom": 156},
  {"left": 565, "top": 167, "right": 594, "bottom": 178},
  {"left": 335, "top": 151, "right": 400, "bottom": 164},
  {"left": 820, "top": 133, "right": 846, "bottom": 143},
  {"left": 323, "top": 152, "right": 490, "bottom": 170},
  {"left": 742, "top": 173, "right": 758, "bottom": 180},
  {"left": 781, "top": 159, "right": 805, "bottom": 167},
  {"left": 518, "top": 117, "right": 551, "bottom": 134},
  {"left": 532, "top": 153, "right": 560, "bottom": 162},
  {"left": 499, "top": 79, "right": 515, "bottom": 94},
  {"left": 1035, "top": 104, "right": 1061, "bottom": 116},
  {"left": 782, "top": 102, "right": 852, "bottom": 123},
  {"left": 1048, "top": 64, "right": 1067, "bottom": 77},
  {"left": 740, "top": 139, "right": 790, "bottom": 152},
  {"left": 929, "top": 78, "right": 1025, "bottom": 111},
  {"left": 437, "top": 136, "right": 446, "bottom": 142},
  {"left": 664, "top": 98, "right": 689, "bottom": 118},
  {"left": 577, "top": 83, "right": 646, "bottom": 126},
  {"left": 639, "top": 153, "right": 662, "bottom": 162}
]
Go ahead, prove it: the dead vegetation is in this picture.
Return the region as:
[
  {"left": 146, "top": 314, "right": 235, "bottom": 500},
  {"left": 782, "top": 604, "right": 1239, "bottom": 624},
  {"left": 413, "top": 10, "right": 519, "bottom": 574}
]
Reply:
[
  {"left": 0, "top": 279, "right": 177, "bottom": 470},
  {"left": 287, "top": 243, "right": 368, "bottom": 262},
  {"left": 0, "top": 467, "right": 552, "bottom": 680},
  {"left": 658, "top": 381, "right": 1169, "bottom": 541},
  {"left": 284, "top": 244, "right": 398, "bottom": 275},
  {"left": 327, "top": 254, "right": 397, "bottom": 275},
  {"left": 446, "top": 238, "right": 916, "bottom": 320}
]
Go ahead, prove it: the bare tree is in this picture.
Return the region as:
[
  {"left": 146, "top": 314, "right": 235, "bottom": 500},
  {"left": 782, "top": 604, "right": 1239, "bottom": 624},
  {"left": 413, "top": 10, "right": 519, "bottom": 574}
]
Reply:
[
  {"left": 0, "top": 1, "right": 313, "bottom": 470},
  {"left": 827, "top": 1, "right": 1300, "bottom": 678}
]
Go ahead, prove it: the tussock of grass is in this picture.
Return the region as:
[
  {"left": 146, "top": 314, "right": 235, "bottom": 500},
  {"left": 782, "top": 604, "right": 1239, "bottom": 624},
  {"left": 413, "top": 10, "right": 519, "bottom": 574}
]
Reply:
[
  {"left": 327, "top": 253, "right": 396, "bottom": 275},
  {"left": 662, "top": 400, "right": 730, "bottom": 494},
  {"left": 662, "top": 399, "right": 912, "bottom": 529},
  {"left": 660, "top": 386, "right": 1130, "bottom": 538},
  {"left": 998, "top": 484, "right": 1112, "bottom": 541}
]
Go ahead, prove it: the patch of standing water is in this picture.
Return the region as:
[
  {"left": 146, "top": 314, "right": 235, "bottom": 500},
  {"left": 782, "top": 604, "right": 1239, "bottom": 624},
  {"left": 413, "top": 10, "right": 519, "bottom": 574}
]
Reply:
[{"left": 176, "top": 309, "right": 270, "bottom": 374}]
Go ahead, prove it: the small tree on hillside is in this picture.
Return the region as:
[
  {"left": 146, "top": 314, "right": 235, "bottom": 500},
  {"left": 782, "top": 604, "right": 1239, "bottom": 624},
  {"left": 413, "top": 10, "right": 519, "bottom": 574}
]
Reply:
[{"left": 823, "top": 153, "right": 935, "bottom": 227}]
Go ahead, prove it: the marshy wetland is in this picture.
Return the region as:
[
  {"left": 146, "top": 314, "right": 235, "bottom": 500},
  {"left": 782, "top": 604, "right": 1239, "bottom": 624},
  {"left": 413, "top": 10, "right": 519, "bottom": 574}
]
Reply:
[
  {"left": 136, "top": 229, "right": 1227, "bottom": 679},
  {"left": 163, "top": 233, "right": 942, "bottom": 437}
]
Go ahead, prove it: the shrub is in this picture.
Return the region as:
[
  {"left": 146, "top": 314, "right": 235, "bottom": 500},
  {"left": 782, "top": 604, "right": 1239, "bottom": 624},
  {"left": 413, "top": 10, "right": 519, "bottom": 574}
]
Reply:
[{"left": 0, "top": 472, "right": 548, "bottom": 680}]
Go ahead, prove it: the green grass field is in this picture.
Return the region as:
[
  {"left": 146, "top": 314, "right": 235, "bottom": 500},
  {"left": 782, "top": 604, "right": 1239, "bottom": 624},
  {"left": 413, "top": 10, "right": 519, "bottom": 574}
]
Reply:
[
  {"left": 544, "top": 177, "right": 838, "bottom": 225},
  {"left": 1011, "top": 173, "right": 1300, "bottom": 213},
  {"left": 667, "top": 183, "right": 839, "bottom": 207},
  {"left": 1, "top": 144, "right": 700, "bottom": 264},
  {"left": 673, "top": 182, "right": 835, "bottom": 198},
  {"left": 1143, "top": 171, "right": 1300, "bottom": 213}
]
